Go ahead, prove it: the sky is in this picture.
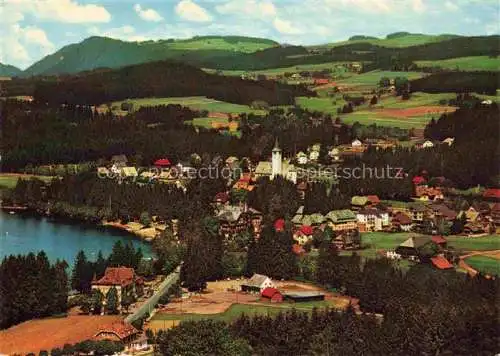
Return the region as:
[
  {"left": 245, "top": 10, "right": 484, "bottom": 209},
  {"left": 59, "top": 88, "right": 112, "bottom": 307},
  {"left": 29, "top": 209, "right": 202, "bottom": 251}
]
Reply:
[{"left": 1, "top": 0, "right": 499, "bottom": 69}]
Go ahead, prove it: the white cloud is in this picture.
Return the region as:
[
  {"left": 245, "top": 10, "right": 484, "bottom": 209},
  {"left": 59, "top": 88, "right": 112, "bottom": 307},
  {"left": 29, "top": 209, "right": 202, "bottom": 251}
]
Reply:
[
  {"left": 444, "top": 1, "right": 460, "bottom": 11},
  {"left": 273, "top": 17, "right": 301, "bottom": 34},
  {"left": 485, "top": 22, "right": 499, "bottom": 35},
  {"left": 175, "top": 0, "right": 212, "bottom": 22},
  {"left": 3, "top": 0, "right": 111, "bottom": 24},
  {"left": 412, "top": 0, "right": 426, "bottom": 13},
  {"left": 0, "top": 24, "right": 54, "bottom": 68},
  {"left": 134, "top": 4, "right": 163, "bottom": 22},
  {"left": 216, "top": 0, "right": 277, "bottom": 17}
]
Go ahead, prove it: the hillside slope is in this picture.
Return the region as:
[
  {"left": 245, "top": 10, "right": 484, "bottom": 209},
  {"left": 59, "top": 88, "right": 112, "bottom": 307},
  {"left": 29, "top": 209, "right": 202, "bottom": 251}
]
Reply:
[
  {"left": 24, "top": 60, "right": 313, "bottom": 106},
  {"left": 23, "top": 36, "right": 279, "bottom": 76},
  {"left": 312, "top": 32, "right": 462, "bottom": 49},
  {"left": 0, "top": 63, "right": 22, "bottom": 77}
]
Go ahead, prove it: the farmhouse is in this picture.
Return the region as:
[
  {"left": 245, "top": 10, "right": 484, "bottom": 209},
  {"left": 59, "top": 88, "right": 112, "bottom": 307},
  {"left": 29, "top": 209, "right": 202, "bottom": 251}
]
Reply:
[
  {"left": 261, "top": 287, "right": 283, "bottom": 303},
  {"left": 94, "top": 321, "right": 143, "bottom": 347},
  {"left": 215, "top": 205, "right": 249, "bottom": 237},
  {"left": 395, "top": 235, "right": 432, "bottom": 258},
  {"left": 391, "top": 212, "right": 413, "bottom": 232},
  {"left": 91, "top": 267, "right": 143, "bottom": 311},
  {"left": 333, "top": 231, "right": 361, "bottom": 250},
  {"left": 284, "top": 291, "right": 325, "bottom": 303},
  {"left": 241, "top": 274, "right": 274, "bottom": 293}
]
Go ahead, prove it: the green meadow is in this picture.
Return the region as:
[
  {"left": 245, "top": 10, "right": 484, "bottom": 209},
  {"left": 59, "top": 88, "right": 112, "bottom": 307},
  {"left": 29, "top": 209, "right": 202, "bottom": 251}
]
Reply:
[
  {"left": 415, "top": 56, "right": 500, "bottom": 71},
  {"left": 464, "top": 256, "right": 500, "bottom": 276},
  {"left": 112, "top": 96, "right": 266, "bottom": 115}
]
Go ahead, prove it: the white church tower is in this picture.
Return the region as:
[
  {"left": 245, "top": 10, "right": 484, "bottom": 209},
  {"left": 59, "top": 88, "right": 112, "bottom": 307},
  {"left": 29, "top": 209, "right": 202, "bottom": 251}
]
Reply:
[{"left": 271, "top": 138, "right": 282, "bottom": 179}]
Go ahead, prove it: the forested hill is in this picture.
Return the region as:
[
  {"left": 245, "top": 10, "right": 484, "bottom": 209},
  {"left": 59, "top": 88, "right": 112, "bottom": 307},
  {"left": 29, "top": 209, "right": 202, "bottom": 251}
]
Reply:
[
  {"left": 14, "top": 34, "right": 500, "bottom": 76},
  {"left": 29, "top": 60, "right": 313, "bottom": 106},
  {"left": 23, "top": 35, "right": 279, "bottom": 76},
  {"left": 0, "top": 63, "right": 22, "bottom": 77}
]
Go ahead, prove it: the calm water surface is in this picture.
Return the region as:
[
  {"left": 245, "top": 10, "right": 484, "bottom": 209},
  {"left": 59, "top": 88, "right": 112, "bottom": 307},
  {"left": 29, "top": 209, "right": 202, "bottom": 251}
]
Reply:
[{"left": 0, "top": 211, "right": 152, "bottom": 265}]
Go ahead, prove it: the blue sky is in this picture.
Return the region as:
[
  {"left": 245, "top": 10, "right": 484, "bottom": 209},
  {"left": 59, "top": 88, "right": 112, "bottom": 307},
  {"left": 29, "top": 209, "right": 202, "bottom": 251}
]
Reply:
[{"left": 1, "top": 0, "right": 498, "bottom": 69}]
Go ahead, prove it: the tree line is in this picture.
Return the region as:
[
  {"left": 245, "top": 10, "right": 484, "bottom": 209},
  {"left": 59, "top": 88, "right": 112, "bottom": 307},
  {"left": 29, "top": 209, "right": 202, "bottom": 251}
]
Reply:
[{"left": 0, "top": 252, "right": 68, "bottom": 329}]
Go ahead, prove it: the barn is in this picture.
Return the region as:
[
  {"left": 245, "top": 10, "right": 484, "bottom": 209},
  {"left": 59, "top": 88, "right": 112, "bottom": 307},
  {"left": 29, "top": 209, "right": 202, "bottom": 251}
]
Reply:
[
  {"left": 283, "top": 291, "right": 325, "bottom": 303},
  {"left": 261, "top": 287, "right": 283, "bottom": 303}
]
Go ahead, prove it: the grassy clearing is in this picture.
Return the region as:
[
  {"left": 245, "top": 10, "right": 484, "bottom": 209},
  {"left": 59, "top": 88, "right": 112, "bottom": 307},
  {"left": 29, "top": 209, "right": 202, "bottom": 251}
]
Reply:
[
  {"left": 112, "top": 96, "right": 266, "bottom": 115},
  {"left": 315, "top": 34, "right": 460, "bottom": 49},
  {"left": 336, "top": 70, "right": 426, "bottom": 86},
  {"left": 296, "top": 96, "right": 347, "bottom": 114},
  {"left": 465, "top": 256, "right": 500, "bottom": 276},
  {"left": 415, "top": 56, "right": 500, "bottom": 71},
  {"left": 447, "top": 236, "right": 500, "bottom": 251},
  {"left": 166, "top": 37, "right": 276, "bottom": 53},
  {"left": 151, "top": 301, "right": 334, "bottom": 324},
  {"left": 0, "top": 174, "right": 55, "bottom": 190},
  {"left": 359, "top": 233, "right": 499, "bottom": 253}
]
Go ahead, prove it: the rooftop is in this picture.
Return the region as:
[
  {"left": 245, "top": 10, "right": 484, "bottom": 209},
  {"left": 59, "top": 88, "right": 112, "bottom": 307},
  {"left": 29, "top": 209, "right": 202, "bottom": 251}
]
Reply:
[{"left": 93, "top": 267, "right": 135, "bottom": 287}]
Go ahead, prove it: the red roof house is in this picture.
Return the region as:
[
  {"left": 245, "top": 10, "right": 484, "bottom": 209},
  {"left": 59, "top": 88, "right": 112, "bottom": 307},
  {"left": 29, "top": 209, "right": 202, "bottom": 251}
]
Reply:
[
  {"left": 274, "top": 218, "right": 286, "bottom": 232},
  {"left": 483, "top": 188, "right": 500, "bottom": 201},
  {"left": 292, "top": 244, "right": 306, "bottom": 256},
  {"left": 94, "top": 322, "right": 140, "bottom": 343},
  {"left": 93, "top": 267, "right": 135, "bottom": 287},
  {"left": 412, "top": 176, "right": 426, "bottom": 185},
  {"left": 261, "top": 287, "right": 283, "bottom": 303},
  {"left": 314, "top": 78, "right": 330, "bottom": 85},
  {"left": 154, "top": 158, "right": 171, "bottom": 167},
  {"left": 300, "top": 225, "right": 314, "bottom": 235},
  {"left": 431, "top": 235, "right": 447, "bottom": 246},
  {"left": 431, "top": 256, "right": 453, "bottom": 270}
]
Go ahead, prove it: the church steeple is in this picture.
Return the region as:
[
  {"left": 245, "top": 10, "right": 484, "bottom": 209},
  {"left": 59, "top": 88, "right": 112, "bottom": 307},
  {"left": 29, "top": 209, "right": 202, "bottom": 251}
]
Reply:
[
  {"left": 272, "top": 137, "right": 281, "bottom": 152},
  {"left": 271, "top": 137, "right": 282, "bottom": 179}
]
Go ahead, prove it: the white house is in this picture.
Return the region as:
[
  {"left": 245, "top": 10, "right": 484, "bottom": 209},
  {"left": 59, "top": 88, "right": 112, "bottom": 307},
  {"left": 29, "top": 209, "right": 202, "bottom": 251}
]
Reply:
[
  {"left": 442, "top": 137, "right": 455, "bottom": 146},
  {"left": 356, "top": 208, "right": 389, "bottom": 232},
  {"left": 351, "top": 139, "right": 363, "bottom": 147},
  {"left": 421, "top": 141, "right": 434, "bottom": 149},
  {"left": 296, "top": 151, "right": 308, "bottom": 165},
  {"left": 241, "top": 274, "right": 274, "bottom": 293}
]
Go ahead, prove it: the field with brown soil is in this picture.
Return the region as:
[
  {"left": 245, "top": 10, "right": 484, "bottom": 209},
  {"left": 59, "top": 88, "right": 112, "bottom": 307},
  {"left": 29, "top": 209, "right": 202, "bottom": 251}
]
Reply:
[
  {"left": 376, "top": 106, "right": 456, "bottom": 118},
  {"left": 0, "top": 315, "right": 122, "bottom": 355}
]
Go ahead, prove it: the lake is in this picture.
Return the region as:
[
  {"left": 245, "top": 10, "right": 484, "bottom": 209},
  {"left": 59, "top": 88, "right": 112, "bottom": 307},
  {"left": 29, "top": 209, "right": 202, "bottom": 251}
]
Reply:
[{"left": 0, "top": 211, "right": 152, "bottom": 266}]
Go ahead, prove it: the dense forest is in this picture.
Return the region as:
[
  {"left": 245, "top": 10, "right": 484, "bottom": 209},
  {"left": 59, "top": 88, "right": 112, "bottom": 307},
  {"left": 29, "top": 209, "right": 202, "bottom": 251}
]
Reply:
[
  {"left": 0, "top": 252, "right": 68, "bottom": 329},
  {"left": 3, "top": 60, "right": 313, "bottom": 106},
  {"left": 410, "top": 71, "right": 499, "bottom": 94}
]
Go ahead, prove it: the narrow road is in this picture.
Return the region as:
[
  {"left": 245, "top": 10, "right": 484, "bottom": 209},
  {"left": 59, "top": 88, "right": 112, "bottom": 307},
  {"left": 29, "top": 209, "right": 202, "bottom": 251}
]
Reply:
[{"left": 125, "top": 266, "right": 180, "bottom": 324}]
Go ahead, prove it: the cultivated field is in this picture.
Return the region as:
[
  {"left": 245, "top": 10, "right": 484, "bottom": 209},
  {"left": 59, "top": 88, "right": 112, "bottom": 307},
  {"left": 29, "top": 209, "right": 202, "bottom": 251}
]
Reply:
[
  {"left": 415, "top": 56, "right": 500, "bottom": 71},
  {"left": 0, "top": 315, "right": 122, "bottom": 355},
  {"left": 147, "top": 280, "right": 353, "bottom": 331}
]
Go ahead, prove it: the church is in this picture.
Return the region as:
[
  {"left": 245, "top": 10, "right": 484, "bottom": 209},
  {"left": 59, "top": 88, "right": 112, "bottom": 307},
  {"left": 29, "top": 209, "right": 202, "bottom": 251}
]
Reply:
[{"left": 254, "top": 139, "right": 297, "bottom": 183}]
